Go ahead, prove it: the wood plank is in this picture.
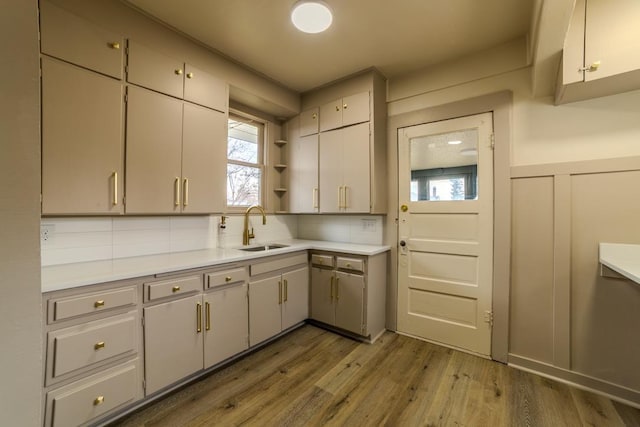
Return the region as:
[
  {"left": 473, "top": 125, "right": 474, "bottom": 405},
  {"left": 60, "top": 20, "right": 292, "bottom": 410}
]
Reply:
[{"left": 112, "top": 325, "right": 640, "bottom": 427}]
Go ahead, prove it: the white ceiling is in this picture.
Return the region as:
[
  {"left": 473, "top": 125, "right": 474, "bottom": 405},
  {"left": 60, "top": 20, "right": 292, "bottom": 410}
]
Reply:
[{"left": 124, "top": 0, "right": 534, "bottom": 93}]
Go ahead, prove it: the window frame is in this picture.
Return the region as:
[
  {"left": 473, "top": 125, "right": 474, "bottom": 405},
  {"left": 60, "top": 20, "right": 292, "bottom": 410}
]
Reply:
[{"left": 226, "top": 110, "right": 266, "bottom": 211}]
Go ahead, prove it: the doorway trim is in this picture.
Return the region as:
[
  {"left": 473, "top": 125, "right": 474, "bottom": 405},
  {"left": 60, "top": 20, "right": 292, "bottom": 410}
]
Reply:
[{"left": 385, "top": 91, "right": 512, "bottom": 363}]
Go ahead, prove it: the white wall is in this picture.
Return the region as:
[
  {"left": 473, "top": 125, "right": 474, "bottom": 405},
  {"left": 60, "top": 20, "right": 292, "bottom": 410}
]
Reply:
[
  {"left": 0, "top": 0, "right": 42, "bottom": 424},
  {"left": 389, "top": 63, "right": 640, "bottom": 166}
]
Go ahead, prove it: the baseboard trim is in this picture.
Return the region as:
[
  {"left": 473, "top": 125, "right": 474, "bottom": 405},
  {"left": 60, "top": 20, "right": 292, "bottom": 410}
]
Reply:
[{"left": 508, "top": 354, "right": 640, "bottom": 409}]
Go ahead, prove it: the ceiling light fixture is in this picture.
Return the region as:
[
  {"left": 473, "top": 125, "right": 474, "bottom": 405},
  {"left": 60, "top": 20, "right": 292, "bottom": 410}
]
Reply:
[{"left": 291, "top": 1, "right": 333, "bottom": 34}]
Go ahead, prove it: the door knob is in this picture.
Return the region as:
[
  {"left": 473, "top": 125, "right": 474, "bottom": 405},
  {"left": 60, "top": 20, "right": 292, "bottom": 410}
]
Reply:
[
  {"left": 400, "top": 240, "right": 406, "bottom": 247},
  {"left": 401, "top": 204, "right": 408, "bottom": 212}
]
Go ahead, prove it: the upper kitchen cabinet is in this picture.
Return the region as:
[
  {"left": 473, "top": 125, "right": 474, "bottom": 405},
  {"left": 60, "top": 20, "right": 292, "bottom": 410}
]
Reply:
[
  {"left": 287, "top": 115, "right": 319, "bottom": 213},
  {"left": 41, "top": 57, "right": 124, "bottom": 215},
  {"left": 300, "top": 69, "right": 387, "bottom": 213},
  {"left": 125, "top": 86, "right": 226, "bottom": 214},
  {"left": 127, "top": 41, "right": 228, "bottom": 113},
  {"left": 299, "top": 107, "right": 319, "bottom": 136},
  {"left": 319, "top": 91, "right": 370, "bottom": 132},
  {"left": 556, "top": 0, "right": 640, "bottom": 104},
  {"left": 40, "top": 0, "right": 124, "bottom": 80}
]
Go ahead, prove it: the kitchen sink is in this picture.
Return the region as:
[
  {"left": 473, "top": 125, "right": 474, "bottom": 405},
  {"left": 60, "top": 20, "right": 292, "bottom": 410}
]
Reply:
[{"left": 239, "top": 244, "right": 289, "bottom": 252}]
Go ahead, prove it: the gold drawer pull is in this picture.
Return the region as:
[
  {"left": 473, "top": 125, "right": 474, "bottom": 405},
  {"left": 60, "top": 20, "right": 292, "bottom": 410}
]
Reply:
[
  {"left": 335, "top": 105, "right": 340, "bottom": 112},
  {"left": 225, "top": 276, "right": 232, "bottom": 282},
  {"left": 343, "top": 103, "right": 348, "bottom": 109},
  {"left": 94, "top": 341, "right": 105, "bottom": 350},
  {"left": 94, "top": 396, "right": 105, "bottom": 406},
  {"left": 94, "top": 300, "right": 105, "bottom": 308},
  {"left": 346, "top": 263, "right": 352, "bottom": 268},
  {"left": 172, "top": 286, "right": 181, "bottom": 293},
  {"left": 108, "top": 42, "right": 120, "bottom": 50},
  {"left": 186, "top": 72, "right": 194, "bottom": 79},
  {"left": 312, "top": 112, "right": 317, "bottom": 119},
  {"left": 175, "top": 68, "right": 183, "bottom": 75}
]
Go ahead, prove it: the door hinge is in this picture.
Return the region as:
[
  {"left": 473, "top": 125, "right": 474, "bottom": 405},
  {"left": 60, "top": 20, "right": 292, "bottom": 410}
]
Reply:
[
  {"left": 484, "top": 310, "right": 494, "bottom": 326},
  {"left": 490, "top": 133, "right": 495, "bottom": 150},
  {"left": 141, "top": 317, "right": 145, "bottom": 327}
]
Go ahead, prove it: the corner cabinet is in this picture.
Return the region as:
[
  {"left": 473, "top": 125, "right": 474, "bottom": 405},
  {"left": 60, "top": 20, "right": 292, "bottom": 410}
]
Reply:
[
  {"left": 556, "top": 0, "right": 640, "bottom": 104},
  {"left": 310, "top": 251, "right": 387, "bottom": 342},
  {"left": 248, "top": 252, "right": 309, "bottom": 346},
  {"left": 289, "top": 70, "right": 387, "bottom": 214}
]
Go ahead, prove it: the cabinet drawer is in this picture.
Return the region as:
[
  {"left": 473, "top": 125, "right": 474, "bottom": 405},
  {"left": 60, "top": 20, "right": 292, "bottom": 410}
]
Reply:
[
  {"left": 46, "top": 360, "right": 138, "bottom": 427},
  {"left": 250, "top": 252, "right": 308, "bottom": 276},
  {"left": 336, "top": 257, "right": 365, "bottom": 273},
  {"left": 127, "top": 41, "right": 184, "bottom": 99},
  {"left": 207, "top": 267, "right": 248, "bottom": 289},
  {"left": 48, "top": 286, "right": 136, "bottom": 323},
  {"left": 145, "top": 275, "right": 202, "bottom": 302},
  {"left": 311, "top": 254, "right": 334, "bottom": 268},
  {"left": 48, "top": 312, "right": 137, "bottom": 379},
  {"left": 40, "top": 0, "right": 123, "bottom": 79}
]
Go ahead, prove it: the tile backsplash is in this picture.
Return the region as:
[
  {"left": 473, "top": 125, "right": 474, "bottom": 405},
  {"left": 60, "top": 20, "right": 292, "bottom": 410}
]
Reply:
[{"left": 41, "top": 214, "right": 384, "bottom": 266}]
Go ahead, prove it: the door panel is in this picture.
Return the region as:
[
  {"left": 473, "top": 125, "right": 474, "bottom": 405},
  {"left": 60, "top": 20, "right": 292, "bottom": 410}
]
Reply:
[
  {"left": 182, "top": 103, "right": 226, "bottom": 214},
  {"left": 125, "top": 86, "right": 183, "bottom": 214},
  {"left": 289, "top": 134, "right": 318, "bottom": 213},
  {"left": 127, "top": 41, "right": 183, "bottom": 98},
  {"left": 248, "top": 276, "right": 281, "bottom": 346},
  {"left": 334, "top": 271, "right": 364, "bottom": 335},
  {"left": 342, "top": 91, "right": 370, "bottom": 127},
  {"left": 319, "top": 129, "right": 343, "bottom": 212},
  {"left": 282, "top": 267, "right": 309, "bottom": 330},
  {"left": 299, "top": 107, "right": 319, "bottom": 136},
  {"left": 342, "top": 122, "right": 370, "bottom": 212},
  {"left": 184, "top": 63, "right": 228, "bottom": 112},
  {"left": 397, "top": 112, "right": 494, "bottom": 356},
  {"left": 310, "top": 267, "right": 334, "bottom": 325}
]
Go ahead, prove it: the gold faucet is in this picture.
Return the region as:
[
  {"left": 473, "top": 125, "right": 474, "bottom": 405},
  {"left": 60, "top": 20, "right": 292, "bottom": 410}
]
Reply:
[{"left": 243, "top": 205, "right": 267, "bottom": 245}]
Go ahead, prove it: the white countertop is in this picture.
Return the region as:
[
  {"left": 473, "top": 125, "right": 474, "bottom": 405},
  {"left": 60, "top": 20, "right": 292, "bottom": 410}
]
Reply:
[
  {"left": 42, "top": 239, "right": 390, "bottom": 293},
  {"left": 599, "top": 243, "right": 640, "bottom": 285}
]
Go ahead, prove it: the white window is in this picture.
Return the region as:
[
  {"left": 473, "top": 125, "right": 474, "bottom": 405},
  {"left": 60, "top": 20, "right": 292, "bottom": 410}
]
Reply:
[{"left": 226, "top": 115, "right": 264, "bottom": 208}]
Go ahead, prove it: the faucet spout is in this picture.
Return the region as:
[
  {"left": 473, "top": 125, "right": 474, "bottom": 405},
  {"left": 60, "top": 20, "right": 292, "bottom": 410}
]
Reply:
[{"left": 243, "top": 205, "right": 267, "bottom": 245}]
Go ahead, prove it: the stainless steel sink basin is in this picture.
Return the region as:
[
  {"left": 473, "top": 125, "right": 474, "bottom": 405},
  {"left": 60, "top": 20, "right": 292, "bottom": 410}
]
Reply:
[{"left": 239, "top": 244, "right": 289, "bottom": 252}]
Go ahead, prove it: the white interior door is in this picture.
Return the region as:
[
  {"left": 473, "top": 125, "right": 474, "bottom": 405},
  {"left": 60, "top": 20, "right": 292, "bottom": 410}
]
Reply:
[{"left": 397, "top": 113, "right": 494, "bottom": 357}]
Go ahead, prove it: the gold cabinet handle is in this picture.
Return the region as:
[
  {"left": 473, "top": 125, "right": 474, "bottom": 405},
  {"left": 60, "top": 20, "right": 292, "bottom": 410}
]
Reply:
[
  {"left": 175, "top": 68, "right": 183, "bottom": 75},
  {"left": 186, "top": 72, "right": 194, "bottom": 79},
  {"left": 346, "top": 263, "right": 352, "bottom": 268},
  {"left": 335, "top": 105, "right": 340, "bottom": 112},
  {"left": 338, "top": 186, "right": 343, "bottom": 209},
  {"left": 284, "top": 279, "right": 288, "bottom": 302},
  {"left": 183, "top": 178, "right": 189, "bottom": 207},
  {"left": 343, "top": 103, "right": 348, "bottom": 109},
  {"left": 312, "top": 112, "right": 317, "bottom": 119},
  {"left": 579, "top": 61, "right": 601, "bottom": 72},
  {"left": 94, "top": 300, "right": 105, "bottom": 308},
  {"left": 112, "top": 171, "right": 118, "bottom": 206},
  {"left": 94, "top": 341, "right": 105, "bottom": 350},
  {"left": 205, "top": 301, "right": 211, "bottom": 331},
  {"left": 330, "top": 276, "right": 334, "bottom": 300},
  {"left": 172, "top": 285, "right": 181, "bottom": 293},
  {"left": 225, "top": 276, "right": 232, "bottom": 282},
  {"left": 313, "top": 188, "right": 319, "bottom": 209},
  {"left": 196, "top": 302, "right": 202, "bottom": 333},
  {"left": 94, "top": 396, "right": 105, "bottom": 406},
  {"left": 174, "top": 177, "right": 181, "bottom": 207},
  {"left": 336, "top": 277, "right": 340, "bottom": 300},
  {"left": 343, "top": 186, "right": 348, "bottom": 209},
  {"left": 278, "top": 281, "right": 282, "bottom": 305},
  {"left": 108, "top": 42, "right": 120, "bottom": 50}
]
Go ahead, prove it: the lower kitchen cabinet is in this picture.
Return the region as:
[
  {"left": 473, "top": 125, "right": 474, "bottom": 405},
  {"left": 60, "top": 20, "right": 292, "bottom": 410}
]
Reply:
[
  {"left": 310, "top": 252, "right": 386, "bottom": 341},
  {"left": 248, "top": 252, "right": 309, "bottom": 346},
  {"left": 143, "top": 293, "right": 203, "bottom": 395},
  {"left": 203, "top": 282, "right": 249, "bottom": 368}
]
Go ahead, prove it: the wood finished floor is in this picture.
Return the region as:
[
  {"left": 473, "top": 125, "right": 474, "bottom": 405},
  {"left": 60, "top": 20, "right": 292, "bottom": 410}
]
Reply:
[{"left": 110, "top": 325, "right": 640, "bottom": 427}]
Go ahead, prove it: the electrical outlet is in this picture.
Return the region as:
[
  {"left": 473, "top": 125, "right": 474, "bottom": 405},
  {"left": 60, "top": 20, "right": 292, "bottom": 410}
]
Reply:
[
  {"left": 41, "top": 223, "right": 54, "bottom": 243},
  {"left": 361, "top": 219, "right": 377, "bottom": 232}
]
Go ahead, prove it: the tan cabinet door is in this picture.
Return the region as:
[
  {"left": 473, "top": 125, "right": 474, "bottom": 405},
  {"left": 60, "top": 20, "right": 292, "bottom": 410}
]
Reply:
[
  {"left": 341, "top": 92, "right": 370, "bottom": 127},
  {"left": 42, "top": 57, "right": 124, "bottom": 215},
  {"left": 289, "top": 134, "right": 318, "bottom": 213},
  {"left": 310, "top": 267, "right": 335, "bottom": 325},
  {"left": 319, "top": 129, "right": 343, "bottom": 213},
  {"left": 319, "top": 98, "right": 344, "bottom": 132},
  {"left": 281, "top": 267, "right": 309, "bottom": 330},
  {"left": 334, "top": 271, "right": 365, "bottom": 335},
  {"left": 125, "top": 86, "right": 183, "bottom": 214},
  {"left": 299, "top": 107, "right": 319, "bottom": 136},
  {"left": 341, "top": 122, "right": 370, "bottom": 212},
  {"left": 248, "top": 275, "right": 282, "bottom": 346},
  {"left": 184, "top": 64, "right": 228, "bottom": 113},
  {"left": 127, "top": 41, "right": 184, "bottom": 99},
  {"left": 143, "top": 294, "right": 203, "bottom": 395},
  {"left": 203, "top": 283, "right": 248, "bottom": 369},
  {"left": 40, "top": 0, "right": 124, "bottom": 79},
  {"left": 181, "top": 103, "right": 226, "bottom": 214}
]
